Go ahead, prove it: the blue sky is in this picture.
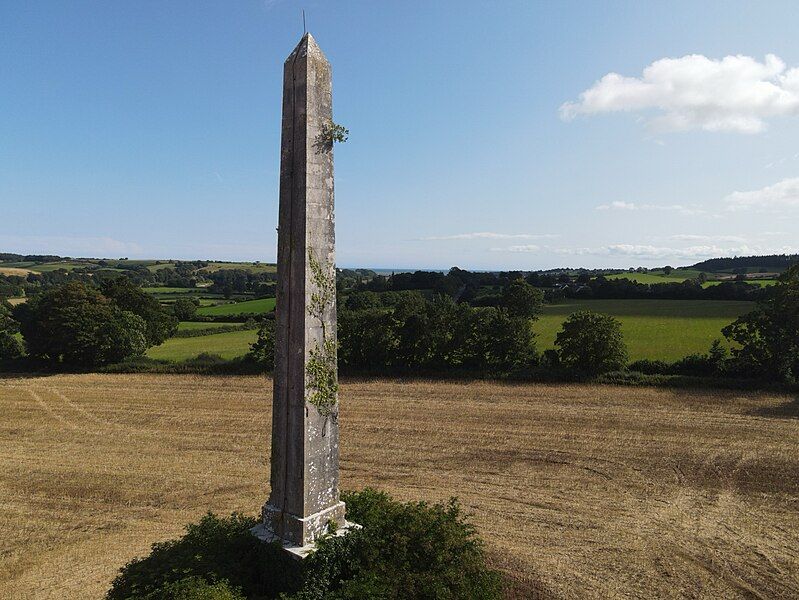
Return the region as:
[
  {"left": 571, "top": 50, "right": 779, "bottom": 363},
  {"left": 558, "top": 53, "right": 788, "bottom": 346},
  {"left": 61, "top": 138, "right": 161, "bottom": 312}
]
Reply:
[{"left": 2, "top": 1, "right": 798, "bottom": 270}]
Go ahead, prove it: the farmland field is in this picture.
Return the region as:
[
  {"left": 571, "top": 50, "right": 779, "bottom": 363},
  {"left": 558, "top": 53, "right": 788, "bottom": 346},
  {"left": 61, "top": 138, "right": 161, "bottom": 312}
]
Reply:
[
  {"left": 146, "top": 329, "right": 257, "bottom": 361},
  {"left": 0, "top": 374, "right": 796, "bottom": 599},
  {"left": 26, "top": 261, "right": 89, "bottom": 272},
  {"left": 196, "top": 297, "right": 276, "bottom": 316},
  {"left": 150, "top": 299, "right": 752, "bottom": 363},
  {"left": 605, "top": 271, "right": 778, "bottom": 288},
  {"left": 605, "top": 270, "right": 699, "bottom": 284},
  {"left": 0, "top": 261, "right": 37, "bottom": 269},
  {"left": 145, "top": 262, "right": 178, "bottom": 272},
  {"left": 0, "top": 267, "right": 34, "bottom": 276},
  {"left": 199, "top": 262, "right": 277, "bottom": 274},
  {"left": 197, "top": 298, "right": 226, "bottom": 306},
  {"left": 534, "top": 299, "right": 753, "bottom": 361}
]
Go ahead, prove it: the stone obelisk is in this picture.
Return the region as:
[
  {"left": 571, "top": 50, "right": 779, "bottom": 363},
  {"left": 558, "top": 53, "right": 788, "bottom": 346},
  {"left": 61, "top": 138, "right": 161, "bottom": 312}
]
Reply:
[{"left": 254, "top": 33, "right": 346, "bottom": 555}]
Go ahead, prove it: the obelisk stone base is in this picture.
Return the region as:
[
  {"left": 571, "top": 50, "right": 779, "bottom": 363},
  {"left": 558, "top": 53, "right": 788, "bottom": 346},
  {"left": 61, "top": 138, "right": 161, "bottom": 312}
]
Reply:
[
  {"left": 251, "top": 501, "right": 354, "bottom": 559},
  {"left": 261, "top": 500, "right": 347, "bottom": 545}
]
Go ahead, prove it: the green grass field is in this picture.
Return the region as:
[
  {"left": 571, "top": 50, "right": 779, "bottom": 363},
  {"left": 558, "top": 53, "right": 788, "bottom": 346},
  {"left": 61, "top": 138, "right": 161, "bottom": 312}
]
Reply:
[
  {"left": 196, "top": 297, "right": 276, "bottom": 316},
  {"left": 146, "top": 329, "right": 258, "bottom": 361},
  {"left": 27, "top": 262, "right": 91, "bottom": 272},
  {"left": 0, "top": 261, "right": 37, "bottom": 269},
  {"left": 196, "top": 298, "right": 227, "bottom": 306},
  {"left": 145, "top": 262, "right": 178, "bottom": 272},
  {"left": 533, "top": 299, "right": 754, "bottom": 361},
  {"left": 606, "top": 270, "right": 778, "bottom": 288},
  {"left": 151, "top": 299, "right": 754, "bottom": 364},
  {"left": 605, "top": 269, "right": 701, "bottom": 284},
  {"left": 199, "top": 262, "right": 277, "bottom": 274}
]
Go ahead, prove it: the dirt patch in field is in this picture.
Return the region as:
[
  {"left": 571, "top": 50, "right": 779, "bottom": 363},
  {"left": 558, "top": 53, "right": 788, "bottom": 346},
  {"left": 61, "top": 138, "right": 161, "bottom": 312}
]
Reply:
[{"left": 0, "top": 375, "right": 797, "bottom": 599}]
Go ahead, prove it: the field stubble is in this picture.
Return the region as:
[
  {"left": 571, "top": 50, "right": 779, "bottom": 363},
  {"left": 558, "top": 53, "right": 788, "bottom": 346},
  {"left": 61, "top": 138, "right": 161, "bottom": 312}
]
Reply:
[{"left": 0, "top": 375, "right": 797, "bottom": 599}]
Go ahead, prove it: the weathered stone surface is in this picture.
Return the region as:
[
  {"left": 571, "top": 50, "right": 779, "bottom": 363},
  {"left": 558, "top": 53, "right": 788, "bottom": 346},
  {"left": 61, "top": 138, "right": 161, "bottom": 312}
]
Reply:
[{"left": 256, "top": 33, "right": 344, "bottom": 550}]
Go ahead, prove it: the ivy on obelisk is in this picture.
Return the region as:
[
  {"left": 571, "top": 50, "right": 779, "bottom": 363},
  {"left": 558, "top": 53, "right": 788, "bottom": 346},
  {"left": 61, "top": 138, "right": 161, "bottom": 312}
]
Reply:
[{"left": 253, "top": 33, "right": 346, "bottom": 554}]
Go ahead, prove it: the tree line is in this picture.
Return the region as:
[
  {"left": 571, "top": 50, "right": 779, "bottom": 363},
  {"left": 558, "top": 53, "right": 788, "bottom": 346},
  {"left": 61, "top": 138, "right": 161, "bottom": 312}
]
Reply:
[
  {"left": 691, "top": 253, "right": 798, "bottom": 273},
  {"left": 0, "top": 259, "right": 279, "bottom": 297},
  {"left": 2, "top": 267, "right": 797, "bottom": 384},
  {"left": 252, "top": 266, "right": 799, "bottom": 383},
  {"left": 347, "top": 267, "right": 769, "bottom": 305}
]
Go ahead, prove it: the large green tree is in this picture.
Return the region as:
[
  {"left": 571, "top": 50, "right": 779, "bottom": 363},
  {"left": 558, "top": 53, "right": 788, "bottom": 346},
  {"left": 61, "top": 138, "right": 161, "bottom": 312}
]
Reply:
[
  {"left": 555, "top": 310, "right": 628, "bottom": 375},
  {"left": 15, "top": 282, "right": 148, "bottom": 366},
  {"left": 723, "top": 264, "right": 799, "bottom": 381},
  {"left": 465, "top": 307, "right": 538, "bottom": 372},
  {"left": 172, "top": 297, "right": 198, "bottom": 321},
  {"left": 101, "top": 277, "right": 177, "bottom": 345},
  {"left": 501, "top": 278, "right": 544, "bottom": 319}
]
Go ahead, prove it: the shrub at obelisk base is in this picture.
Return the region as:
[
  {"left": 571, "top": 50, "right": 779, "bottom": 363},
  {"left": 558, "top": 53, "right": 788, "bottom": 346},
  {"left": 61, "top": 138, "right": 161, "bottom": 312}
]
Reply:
[{"left": 106, "top": 489, "right": 503, "bottom": 600}]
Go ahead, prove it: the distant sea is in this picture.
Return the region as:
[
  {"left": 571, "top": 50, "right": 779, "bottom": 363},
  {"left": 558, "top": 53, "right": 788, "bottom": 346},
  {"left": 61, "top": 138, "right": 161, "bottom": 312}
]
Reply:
[{"left": 368, "top": 268, "right": 447, "bottom": 276}]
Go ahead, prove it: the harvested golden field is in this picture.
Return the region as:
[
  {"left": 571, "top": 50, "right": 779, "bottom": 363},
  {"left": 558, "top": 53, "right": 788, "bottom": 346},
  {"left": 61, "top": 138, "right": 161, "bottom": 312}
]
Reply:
[
  {"left": 0, "top": 267, "right": 33, "bottom": 276},
  {"left": 1, "top": 374, "right": 797, "bottom": 599}
]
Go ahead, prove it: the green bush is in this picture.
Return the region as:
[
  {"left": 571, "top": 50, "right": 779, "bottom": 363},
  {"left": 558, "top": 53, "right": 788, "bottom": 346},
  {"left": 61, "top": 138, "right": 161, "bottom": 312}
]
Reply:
[
  {"left": 185, "top": 353, "right": 228, "bottom": 366},
  {"left": 173, "top": 324, "right": 256, "bottom": 339},
  {"left": 107, "top": 513, "right": 298, "bottom": 600},
  {"left": 107, "top": 489, "right": 502, "bottom": 600},
  {"left": 671, "top": 340, "right": 729, "bottom": 377},
  {"left": 627, "top": 359, "right": 670, "bottom": 375},
  {"left": 135, "top": 576, "right": 245, "bottom": 600},
  {"left": 285, "top": 489, "right": 502, "bottom": 599}
]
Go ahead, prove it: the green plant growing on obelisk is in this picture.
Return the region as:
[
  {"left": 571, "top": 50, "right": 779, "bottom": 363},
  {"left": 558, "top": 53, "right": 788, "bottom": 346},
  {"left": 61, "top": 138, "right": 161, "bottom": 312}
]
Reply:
[{"left": 306, "top": 251, "right": 338, "bottom": 419}]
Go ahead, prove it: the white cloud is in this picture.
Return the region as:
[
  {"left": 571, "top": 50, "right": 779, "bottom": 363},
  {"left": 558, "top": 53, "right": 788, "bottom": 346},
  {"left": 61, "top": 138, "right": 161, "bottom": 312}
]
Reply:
[
  {"left": 670, "top": 234, "right": 749, "bottom": 243},
  {"left": 489, "top": 244, "right": 541, "bottom": 253},
  {"left": 561, "top": 53, "right": 799, "bottom": 133},
  {"left": 551, "top": 245, "right": 737, "bottom": 259},
  {"left": 549, "top": 243, "right": 798, "bottom": 260},
  {"left": 765, "top": 153, "right": 799, "bottom": 169},
  {"left": 420, "top": 232, "right": 559, "bottom": 241},
  {"left": 596, "top": 201, "right": 637, "bottom": 211},
  {"left": 725, "top": 177, "right": 799, "bottom": 211},
  {"left": 595, "top": 201, "right": 705, "bottom": 215}
]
